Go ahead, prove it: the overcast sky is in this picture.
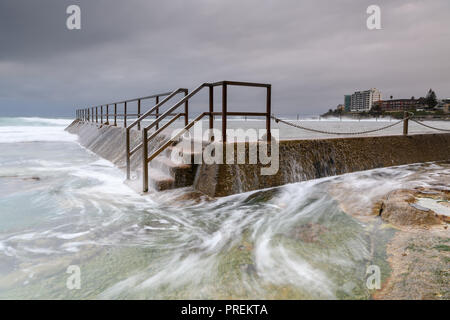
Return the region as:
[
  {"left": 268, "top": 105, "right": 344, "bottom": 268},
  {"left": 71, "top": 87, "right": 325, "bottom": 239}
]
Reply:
[{"left": 1, "top": 0, "right": 449, "bottom": 117}]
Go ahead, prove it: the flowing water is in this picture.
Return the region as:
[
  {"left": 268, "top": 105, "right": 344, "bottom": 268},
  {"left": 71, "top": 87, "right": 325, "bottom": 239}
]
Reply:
[{"left": 0, "top": 117, "right": 448, "bottom": 299}]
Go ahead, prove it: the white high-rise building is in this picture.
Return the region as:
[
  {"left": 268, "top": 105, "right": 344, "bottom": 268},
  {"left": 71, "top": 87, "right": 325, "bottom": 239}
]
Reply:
[{"left": 350, "top": 88, "right": 381, "bottom": 112}]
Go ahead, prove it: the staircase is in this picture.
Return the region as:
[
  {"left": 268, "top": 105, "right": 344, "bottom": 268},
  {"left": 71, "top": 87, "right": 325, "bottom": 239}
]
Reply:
[
  {"left": 74, "top": 80, "right": 273, "bottom": 194},
  {"left": 146, "top": 138, "right": 204, "bottom": 191}
]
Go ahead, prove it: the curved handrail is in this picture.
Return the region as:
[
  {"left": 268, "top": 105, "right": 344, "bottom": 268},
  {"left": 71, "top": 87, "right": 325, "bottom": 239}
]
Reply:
[
  {"left": 127, "top": 88, "right": 188, "bottom": 130},
  {"left": 123, "top": 80, "right": 272, "bottom": 192},
  {"left": 126, "top": 83, "right": 208, "bottom": 179},
  {"left": 125, "top": 88, "right": 188, "bottom": 179},
  {"left": 144, "top": 83, "right": 209, "bottom": 131},
  {"left": 146, "top": 112, "right": 208, "bottom": 163}
]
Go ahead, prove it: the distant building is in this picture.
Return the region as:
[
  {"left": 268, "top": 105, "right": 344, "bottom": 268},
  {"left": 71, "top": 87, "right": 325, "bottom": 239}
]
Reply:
[
  {"left": 336, "top": 104, "right": 345, "bottom": 112},
  {"left": 375, "top": 99, "right": 419, "bottom": 112},
  {"left": 444, "top": 104, "right": 450, "bottom": 114},
  {"left": 344, "top": 95, "right": 351, "bottom": 112},
  {"left": 350, "top": 88, "right": 381, "bottom": 112}
]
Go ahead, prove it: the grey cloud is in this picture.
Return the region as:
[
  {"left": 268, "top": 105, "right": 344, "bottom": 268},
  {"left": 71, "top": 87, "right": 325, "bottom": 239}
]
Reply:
[{"left": 0, "top": 0, "right": 449, "bottom": 117}]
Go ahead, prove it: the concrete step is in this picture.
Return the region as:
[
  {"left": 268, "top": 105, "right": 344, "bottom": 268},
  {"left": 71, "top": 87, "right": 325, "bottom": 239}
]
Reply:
[
  {"left": 151, "top": 156, "right": 198, "bottom": 188},
  {"left": 164, "top": 145, "right": 203, "bottom": 164},
  {"left": 148, "top": 169, "right": 175, "bottom": 191}
]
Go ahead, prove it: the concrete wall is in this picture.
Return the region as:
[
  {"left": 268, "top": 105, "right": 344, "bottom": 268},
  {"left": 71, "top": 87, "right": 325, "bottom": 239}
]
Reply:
[
  {"left": 195, "top": 133, "right": 450, "bottom": 196},
  {"left": 65, "top": 120, "right": 167, "bottom": 186},
  {"left": 67, "top": 120, "right": 450, "bottom": 197}
]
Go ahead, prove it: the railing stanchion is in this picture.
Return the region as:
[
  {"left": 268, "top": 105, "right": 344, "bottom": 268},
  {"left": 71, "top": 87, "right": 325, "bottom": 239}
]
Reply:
[
  {"left": 96, "top": 107, "right": 98, "bottom": 123},
  {"left": 155, "top": 96, "right": 159, "bottom": 130},
  {"left": 403, "top": 111, "right": 409, "bottom": 135},
  {"left": 114, "top": 104, "right": 117, "bottom": 126},
  {"left": 101, "top": 105, "right": 103, "bottom": 124},
  {"left": 222, "top": 83, "right": 227, "bottom": 142},
  {"left": 267, "top": 85, "right": 272, "bottom": 142},
  {"left": 137, "top": 99, "right": 141, "bottom": 130},
  {"left": 184, "top": 90, "right": 189, "bottom": 126},
  {"left": 106, "top": 104, "right": 109, "bottom": 124},
  {"left": 92, "top": 107, "right": 94, "bottom": 122},
  {"left": 142, "top": 128, "right": 149, "bottom": 192},
  {"left": 209, "top": 85, "right": 214, "bottom": 131},
  {"left": 124, "top": 102, "right": 127, "bottom": 128},
  {"left": 126, "top": 128, "right": 131, "bottom": 180},
  {"left": 87, "top": 108, "right": 90, "bottom": 121}
]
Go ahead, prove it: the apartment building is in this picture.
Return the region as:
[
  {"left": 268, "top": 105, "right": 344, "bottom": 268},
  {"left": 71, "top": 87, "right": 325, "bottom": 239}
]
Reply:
[{"left": 350, "top": 88, "right": 381, "bottom": 112}]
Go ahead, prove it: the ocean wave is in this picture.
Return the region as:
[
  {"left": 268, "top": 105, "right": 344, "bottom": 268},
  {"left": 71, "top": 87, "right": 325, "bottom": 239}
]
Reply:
[
  {"left": 0, "top": 117, "right": 73, "bottom": 127},
  {"left": 0, "top": 125, "right": 77, "bottom": 143}
]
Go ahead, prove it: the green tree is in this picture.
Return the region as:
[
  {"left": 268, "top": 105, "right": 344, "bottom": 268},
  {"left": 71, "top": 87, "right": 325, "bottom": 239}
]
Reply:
[{"left": 425, "top": 89, "right": 437, "bottom": 108}]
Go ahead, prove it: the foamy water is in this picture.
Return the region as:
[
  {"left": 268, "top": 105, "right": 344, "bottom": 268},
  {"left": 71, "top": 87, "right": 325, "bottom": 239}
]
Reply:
[{"left": 0, "top": 117, "right": 448, "bottom": 299}]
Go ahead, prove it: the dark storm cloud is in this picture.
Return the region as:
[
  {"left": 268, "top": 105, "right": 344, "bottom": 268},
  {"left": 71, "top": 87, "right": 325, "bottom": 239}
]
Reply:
[{"left": 1, "top": 0, "right": 449, "bottom": 116}]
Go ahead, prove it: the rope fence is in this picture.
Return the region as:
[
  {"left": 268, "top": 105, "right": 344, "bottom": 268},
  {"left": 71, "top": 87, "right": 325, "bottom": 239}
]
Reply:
[
  {"left": 410, "top": 119, "right": 450, "bottom": 132},
  {"left": 271, "top": 112, "right": 449, "bottom": 135}
]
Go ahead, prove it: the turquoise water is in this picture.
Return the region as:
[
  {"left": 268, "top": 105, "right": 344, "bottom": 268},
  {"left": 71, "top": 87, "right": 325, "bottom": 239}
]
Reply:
[{"left": 0, "top": 117, "right": 446, "bottom": 299}]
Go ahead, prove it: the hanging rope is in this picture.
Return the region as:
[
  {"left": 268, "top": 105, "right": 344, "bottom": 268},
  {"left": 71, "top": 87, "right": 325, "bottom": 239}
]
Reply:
[
  {"left": 410, "top": 119, "right": 450, "bottom": 132},
  {"left": 271, "top": 115, "right": 410, "bottom": 135}
]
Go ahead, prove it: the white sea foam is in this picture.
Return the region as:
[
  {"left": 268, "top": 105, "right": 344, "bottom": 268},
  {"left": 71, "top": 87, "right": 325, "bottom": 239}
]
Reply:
[
  {"left": 1, "top": 116, "right": 448, "bottom": 299},
  {"left": 0, "top": 126, "right": 76, "bottom": 143}
]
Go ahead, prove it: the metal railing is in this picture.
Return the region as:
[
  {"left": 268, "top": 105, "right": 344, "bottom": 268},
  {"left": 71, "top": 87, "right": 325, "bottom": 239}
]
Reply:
[
  {"left": 75, "top": 81, "right": 272, "bottom": 193},
  {"left": 138, "top": 81, "right": 272, "bottom": 192},
  {"left": 125, "top": 88, "right": 189, "bottom": 179},
  {"left": 75, "top": 91, "right": 175, "bottom": 129}
]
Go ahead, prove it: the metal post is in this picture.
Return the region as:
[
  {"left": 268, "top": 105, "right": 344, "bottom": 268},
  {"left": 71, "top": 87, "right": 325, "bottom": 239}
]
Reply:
[
  {"left": 209, "top": 85, "right": 214, "bottom": 131},
  {"left": 266, "top": 85, "right": 272, "bottom": 142},
  {"left": 184, "top": 91, "right": 189, "bottom": 126},
  {"left": 126, "top": 128, "right": 131, "bottom": 180},
  {"left": 100, "top": 105, "right": 103, "bottom": 124},
  {"left": 137, "top": 99, "right": 141, "bottom": 130},
  {"left": 142, "top": 128, "right": 149, "bottom": 192},
  {"left": 403, "top": 111, "right": 409, "bottom": 135},
  {"left": 87, "top": 108, "right": 90, "bottom": 121},
  {"left": 124, "top": 102, "right": 127, "bottom": 128},
  {"left": 222, "top": 83, "right": 227, "bottom": 142},
  {"left": 92, "top": 107, "right": 94, "bottom": 122},
  {"left": 106, "top": 104, "right": 109, "bottom": 124},
  {"left": 114, "top": 103, "right": 117, "bottom": 126},
  {"left": 96, "top": 107, "right": 98, "bottom": 123},
  {"left": 155, "top": 96, "right": 159, "bottom": 130}
]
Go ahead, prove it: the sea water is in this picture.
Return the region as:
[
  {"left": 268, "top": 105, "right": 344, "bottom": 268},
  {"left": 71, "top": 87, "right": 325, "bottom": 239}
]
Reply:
[{"left": 0, "top": 117, "right": 448, "bottom": 299}]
